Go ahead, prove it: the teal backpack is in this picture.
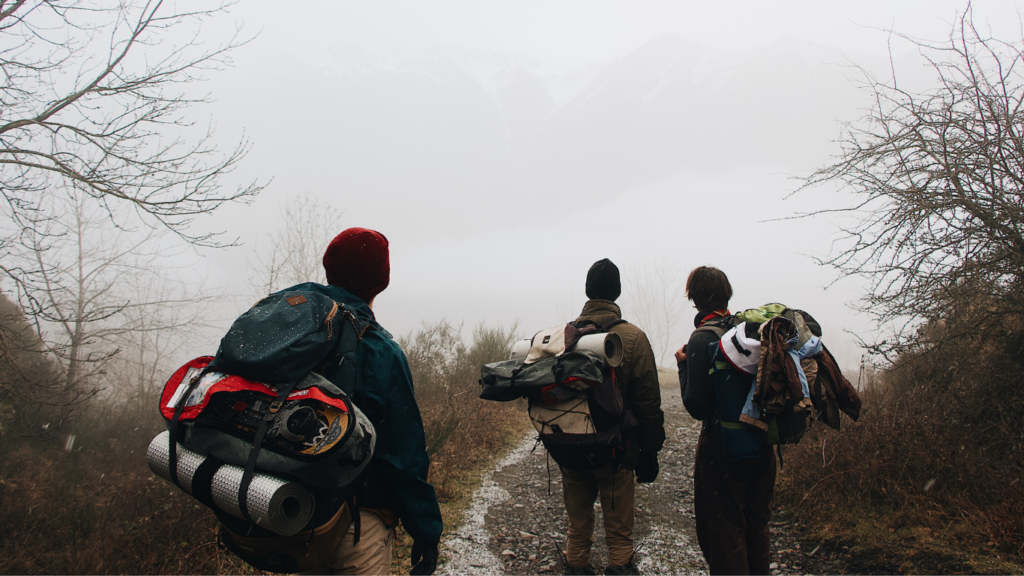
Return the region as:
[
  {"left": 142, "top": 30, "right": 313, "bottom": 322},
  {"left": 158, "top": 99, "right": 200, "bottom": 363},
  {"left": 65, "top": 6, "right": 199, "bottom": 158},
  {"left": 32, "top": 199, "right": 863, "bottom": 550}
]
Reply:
[{"left": 213, "top": 283, "right": 363, "bottom": 385}]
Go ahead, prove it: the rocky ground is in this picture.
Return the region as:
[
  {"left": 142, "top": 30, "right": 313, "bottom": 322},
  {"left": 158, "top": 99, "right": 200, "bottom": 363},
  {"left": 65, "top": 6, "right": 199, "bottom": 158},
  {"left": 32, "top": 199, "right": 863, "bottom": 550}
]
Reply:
[{"left": 440, "top": 375, "right": 850, "bottom": 575}]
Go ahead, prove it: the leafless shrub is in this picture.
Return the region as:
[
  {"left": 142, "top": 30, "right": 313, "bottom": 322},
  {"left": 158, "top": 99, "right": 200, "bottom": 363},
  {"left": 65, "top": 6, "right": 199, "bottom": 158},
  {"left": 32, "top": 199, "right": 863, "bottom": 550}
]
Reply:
[
  {"left": 400, "top": 320, "right": 525, "bottom": 498},
  {"left": 624, "top": 259, "right": 685, "bottom": 366},
  {"left": 249, "top": 193, "right": 345, "bottom": 298},
  {"left": 778, "top": 303, "right": 1024, "bottom": 558},
  {"left": 797, "top": 8, "right": 1024, "bottom": 359}
]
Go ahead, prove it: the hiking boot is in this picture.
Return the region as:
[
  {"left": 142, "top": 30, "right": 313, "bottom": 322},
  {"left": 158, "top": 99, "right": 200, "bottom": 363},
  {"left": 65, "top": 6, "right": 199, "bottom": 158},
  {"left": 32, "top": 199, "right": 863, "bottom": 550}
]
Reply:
[
  {"left": 564, "top": 563, "right": 597, "bottom": 575},
  {"left": 604, "top": 560, "right": 640, "bottom": 575}
]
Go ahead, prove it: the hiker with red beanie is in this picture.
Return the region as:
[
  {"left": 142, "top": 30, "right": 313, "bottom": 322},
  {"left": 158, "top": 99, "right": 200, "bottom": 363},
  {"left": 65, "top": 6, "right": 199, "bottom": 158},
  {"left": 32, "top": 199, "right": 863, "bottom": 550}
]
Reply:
[{"left": 288, "top": 228, "right": 443, "bottom": 575}]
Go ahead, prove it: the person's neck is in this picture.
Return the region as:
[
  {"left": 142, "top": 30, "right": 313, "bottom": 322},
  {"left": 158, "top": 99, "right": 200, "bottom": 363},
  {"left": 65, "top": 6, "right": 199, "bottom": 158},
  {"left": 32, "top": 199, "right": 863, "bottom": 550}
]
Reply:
[{"left": 695, "top": 308, "right": 729, "bottom": 327}]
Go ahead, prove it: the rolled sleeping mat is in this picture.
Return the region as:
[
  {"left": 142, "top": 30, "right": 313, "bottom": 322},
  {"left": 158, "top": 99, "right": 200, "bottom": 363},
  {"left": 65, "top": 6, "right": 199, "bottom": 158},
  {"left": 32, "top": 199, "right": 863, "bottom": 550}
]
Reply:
[
  {"left": 147, "top": 431, "right": 314, "bottom": 536},
  {"left": 509, "top": 332, "right": 624, "bottom": 367}
]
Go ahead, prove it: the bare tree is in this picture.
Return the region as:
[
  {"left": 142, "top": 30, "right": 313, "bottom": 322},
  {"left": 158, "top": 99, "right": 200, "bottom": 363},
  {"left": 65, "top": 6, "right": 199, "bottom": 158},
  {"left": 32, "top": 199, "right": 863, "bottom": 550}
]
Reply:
[
  {"left": 103, "top": 272, "right": 216, "bottom": 430},
  {"left": 0, "top": 287, "right": 63, "bottom": 435},
  {"left": 798, "top": 9, "right": 1024, "bottom": 358},
  {"left": 5, "top": 188, "right": 214, "bottom": 431},
  {"left": 624, "top": 259, "right": 685, "bottom": 366},
  {"left": 0, "top": 0, "right": 262, "bottom": 284},
  {"left": 250, "top": 193, "right": 345, "bottom": 297}
]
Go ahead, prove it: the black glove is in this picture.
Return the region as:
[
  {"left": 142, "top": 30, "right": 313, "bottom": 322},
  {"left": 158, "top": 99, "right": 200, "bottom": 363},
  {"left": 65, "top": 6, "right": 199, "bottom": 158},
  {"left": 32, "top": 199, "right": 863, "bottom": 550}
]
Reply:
[
  {"left": 410, "top": 540, "right": 439, "bottom": 575},
  {"left": 635, "top": 451, "right": 660, "bottom": 483}
]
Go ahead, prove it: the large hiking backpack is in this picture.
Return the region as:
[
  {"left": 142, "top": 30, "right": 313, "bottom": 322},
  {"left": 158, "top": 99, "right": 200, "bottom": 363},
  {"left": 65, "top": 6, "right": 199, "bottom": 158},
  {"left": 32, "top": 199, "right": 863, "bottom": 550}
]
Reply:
[
  {"left": 696, "top": 308, "right": 823, "bottom": 462},
  {"left": 152, "top": 286, "right": 377, "bottom": 572},
  {"left": 479, "top": 320, "right": 637, "bottom": 471}
]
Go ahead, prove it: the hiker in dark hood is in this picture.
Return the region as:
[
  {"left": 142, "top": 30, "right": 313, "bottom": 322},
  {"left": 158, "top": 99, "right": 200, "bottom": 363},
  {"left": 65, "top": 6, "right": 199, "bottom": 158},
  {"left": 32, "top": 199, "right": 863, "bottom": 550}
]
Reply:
[
  {"left": 561, "top": 259, "right": 666, "bottom": 576},
  {"left": 306, "top": 227, "right": 443, "bottom": 575},
  {"left": 676, "top": 266, "right": 776, "bottom": 575}
]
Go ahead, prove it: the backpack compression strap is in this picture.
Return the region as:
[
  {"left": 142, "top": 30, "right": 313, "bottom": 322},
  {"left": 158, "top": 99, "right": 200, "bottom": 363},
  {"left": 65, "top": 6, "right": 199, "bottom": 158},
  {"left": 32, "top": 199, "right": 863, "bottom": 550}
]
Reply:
[{"left": 237, "top": 384, "right": 293, "bottom": 523}]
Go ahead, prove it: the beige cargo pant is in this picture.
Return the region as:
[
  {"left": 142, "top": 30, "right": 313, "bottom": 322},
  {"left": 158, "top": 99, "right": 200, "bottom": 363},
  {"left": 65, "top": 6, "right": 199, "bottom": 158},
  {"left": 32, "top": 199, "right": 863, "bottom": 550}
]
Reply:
[
  {"left": 300, "top": 510, "right": 394, "bottom": 575},
  {"left": 560, "top": 464, "right": 635, "bottom": 568}
]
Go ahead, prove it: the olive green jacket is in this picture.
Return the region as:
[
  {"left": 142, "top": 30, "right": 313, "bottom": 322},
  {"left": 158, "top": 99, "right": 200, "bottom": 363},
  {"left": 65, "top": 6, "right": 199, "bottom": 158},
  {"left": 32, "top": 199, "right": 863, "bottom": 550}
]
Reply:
[{"left": 575, "top": 299, "right": 666, "bottom": 455}]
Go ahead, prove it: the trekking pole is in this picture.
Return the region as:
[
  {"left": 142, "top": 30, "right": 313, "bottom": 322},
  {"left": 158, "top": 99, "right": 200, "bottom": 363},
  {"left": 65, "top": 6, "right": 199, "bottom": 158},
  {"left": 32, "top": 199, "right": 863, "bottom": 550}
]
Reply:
[{"left": 550, "top": 535, "right": 568, "bottom": 569}]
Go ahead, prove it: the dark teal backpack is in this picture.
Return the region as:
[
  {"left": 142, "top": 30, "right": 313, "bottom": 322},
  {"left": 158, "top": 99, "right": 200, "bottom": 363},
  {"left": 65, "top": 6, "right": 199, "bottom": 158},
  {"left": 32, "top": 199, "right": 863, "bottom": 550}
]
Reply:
[
  {"left": 213, "top": 285, "right": 362, "bottom": 385},
  {"left": 163, "top": 284, "right": 374, "bottom": 532}
]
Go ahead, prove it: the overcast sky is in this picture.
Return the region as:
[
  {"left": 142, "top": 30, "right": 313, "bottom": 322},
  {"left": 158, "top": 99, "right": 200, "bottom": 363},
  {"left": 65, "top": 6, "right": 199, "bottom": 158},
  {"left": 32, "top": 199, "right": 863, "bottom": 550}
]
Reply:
[{"left": 185, "top": 0, "right": 1023, "bottom": 369}]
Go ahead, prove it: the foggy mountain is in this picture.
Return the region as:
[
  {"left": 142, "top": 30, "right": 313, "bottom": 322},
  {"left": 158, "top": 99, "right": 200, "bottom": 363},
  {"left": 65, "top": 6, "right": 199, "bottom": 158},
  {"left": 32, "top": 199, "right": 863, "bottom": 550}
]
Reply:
[
  {"left": 213, "top": 33, "right": 874, "bottom": 233},
  {"left": 201, "top": 33, "right": 894, "bottom": 367}
]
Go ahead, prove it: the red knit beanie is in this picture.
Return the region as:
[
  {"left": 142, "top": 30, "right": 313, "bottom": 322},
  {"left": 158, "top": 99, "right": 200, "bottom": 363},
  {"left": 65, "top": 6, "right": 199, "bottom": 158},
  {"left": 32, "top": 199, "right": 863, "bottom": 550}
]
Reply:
[{"left": 322, "top": 228, "right": 390, "bottom": 302}]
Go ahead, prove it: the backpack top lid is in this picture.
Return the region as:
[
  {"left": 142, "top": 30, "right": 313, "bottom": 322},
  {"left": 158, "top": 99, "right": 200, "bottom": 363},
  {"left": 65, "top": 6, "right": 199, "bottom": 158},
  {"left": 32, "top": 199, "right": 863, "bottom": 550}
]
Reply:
[
  {"left": 718, "top": 323, "right": 761, "bottom": 375},
  {"left": 213, "top": 289, "right": 361, "bottom": 385}
]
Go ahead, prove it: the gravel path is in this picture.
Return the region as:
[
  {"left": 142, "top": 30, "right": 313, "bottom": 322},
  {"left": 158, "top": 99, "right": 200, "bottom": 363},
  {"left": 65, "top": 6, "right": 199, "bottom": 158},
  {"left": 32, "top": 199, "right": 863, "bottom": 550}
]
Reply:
[{"left": 441, "top": 380, "right": 845, "bottom": 575}]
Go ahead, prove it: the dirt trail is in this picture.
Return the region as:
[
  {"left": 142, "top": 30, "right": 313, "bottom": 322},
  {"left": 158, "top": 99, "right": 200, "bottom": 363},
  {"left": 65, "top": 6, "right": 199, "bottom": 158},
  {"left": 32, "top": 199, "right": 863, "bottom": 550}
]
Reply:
[{"left": 440, "top": 376, "right": 846, "bottom": 576}]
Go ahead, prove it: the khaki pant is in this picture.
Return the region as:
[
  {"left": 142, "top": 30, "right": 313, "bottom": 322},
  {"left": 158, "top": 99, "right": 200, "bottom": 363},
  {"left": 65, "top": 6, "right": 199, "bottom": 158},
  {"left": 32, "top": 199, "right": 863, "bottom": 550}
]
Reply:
[
  {"left": 694, "top": 424, "right": 776, "bottom": 575},
  {"left": 300, "top": 510, "right": 394, "bottom": 575},
  {"left": 561, "top": 464, "right": 635, "bottom": 567}
]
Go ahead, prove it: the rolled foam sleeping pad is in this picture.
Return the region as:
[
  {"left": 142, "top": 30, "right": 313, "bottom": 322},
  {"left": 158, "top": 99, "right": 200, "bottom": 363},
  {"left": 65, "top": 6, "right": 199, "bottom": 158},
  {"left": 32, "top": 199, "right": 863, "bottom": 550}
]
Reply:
[
  {"left": 509, "top": 332, "right": 624, "bottom": 367},
  {"left": 146, "top": 431, "right": 314, "bottom": 536}
]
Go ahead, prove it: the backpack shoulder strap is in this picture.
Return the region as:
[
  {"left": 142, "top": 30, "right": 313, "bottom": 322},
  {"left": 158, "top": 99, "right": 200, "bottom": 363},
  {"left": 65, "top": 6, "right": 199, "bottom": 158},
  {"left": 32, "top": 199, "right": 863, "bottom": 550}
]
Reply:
[{"left": 694, "top": 316, "right": 738, "bottom": 338}]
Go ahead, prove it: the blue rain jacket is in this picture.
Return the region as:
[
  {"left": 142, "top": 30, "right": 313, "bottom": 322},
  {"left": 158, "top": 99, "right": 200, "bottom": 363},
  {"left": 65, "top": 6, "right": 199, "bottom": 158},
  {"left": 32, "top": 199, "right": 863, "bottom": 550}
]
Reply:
[{"left": 285, "top": 282, "right": 443, "bottom": 545}]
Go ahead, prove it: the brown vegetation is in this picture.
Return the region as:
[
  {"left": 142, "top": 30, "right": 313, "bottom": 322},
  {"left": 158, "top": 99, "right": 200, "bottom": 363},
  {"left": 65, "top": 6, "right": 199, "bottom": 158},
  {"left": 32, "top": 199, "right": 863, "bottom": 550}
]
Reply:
[
  {"left": 781, "top": 11, "right": 1024, "bottom": 573},
  {"left": 391, "top": 320, "right": 529, "bottom": 572},
  {"left": 776, "top": 309, "right": 1024, "bottom": 573},
  {"left": 0, "top": 310, "right": 526, "bottom": 575}
]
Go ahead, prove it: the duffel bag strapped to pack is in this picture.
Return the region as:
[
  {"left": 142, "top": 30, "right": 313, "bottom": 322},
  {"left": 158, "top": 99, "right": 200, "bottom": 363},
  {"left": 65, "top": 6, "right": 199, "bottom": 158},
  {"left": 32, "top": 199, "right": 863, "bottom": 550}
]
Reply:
[
  {"left": 479, "top": 323, "right": 623, "bottom": 402},
  {"left": 160, "top": 356, "right": 375, "bottom": 492},
  {"left": 481, "top": 320, "right": 637, "bottom": 471}
]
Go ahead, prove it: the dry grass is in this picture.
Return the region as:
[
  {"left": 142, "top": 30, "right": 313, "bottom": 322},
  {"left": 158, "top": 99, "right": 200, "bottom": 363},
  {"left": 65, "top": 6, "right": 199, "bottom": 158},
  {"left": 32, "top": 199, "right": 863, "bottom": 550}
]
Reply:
[
  {"left": 0, "top": 320, "right": 527, "bottom": 575},
  {"left": 775, "top": 319, "right": 1024, "bottom": 574},
  {"left": 390, "top": 320, "right": 530, "bottom": 572},
  {"left": 0, "top": 433, "right": 256, "bottom": 575}
]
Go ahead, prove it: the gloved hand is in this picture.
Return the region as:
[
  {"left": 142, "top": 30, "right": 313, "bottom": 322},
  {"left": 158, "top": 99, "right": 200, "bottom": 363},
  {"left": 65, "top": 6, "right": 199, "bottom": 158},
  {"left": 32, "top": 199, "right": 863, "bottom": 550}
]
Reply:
[
  {"left": 410, "top": 540, "right": 439, "bottom": 575},
  {"left": 635, "top": 451, "right": 660, "bottom": 483}
]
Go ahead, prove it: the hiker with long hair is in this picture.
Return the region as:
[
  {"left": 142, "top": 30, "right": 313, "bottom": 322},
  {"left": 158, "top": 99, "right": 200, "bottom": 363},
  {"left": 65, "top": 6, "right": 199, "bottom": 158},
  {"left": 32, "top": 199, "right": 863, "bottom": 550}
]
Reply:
[{"left": 676, "top": 266, "right": 776, "bottom": 575}]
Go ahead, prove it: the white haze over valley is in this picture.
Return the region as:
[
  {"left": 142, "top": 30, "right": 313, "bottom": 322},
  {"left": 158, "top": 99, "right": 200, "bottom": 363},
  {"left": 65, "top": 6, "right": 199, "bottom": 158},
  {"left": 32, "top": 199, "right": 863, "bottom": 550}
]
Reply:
[{"left": 176, "top": 0, "right": 1023, "bottom": 371}]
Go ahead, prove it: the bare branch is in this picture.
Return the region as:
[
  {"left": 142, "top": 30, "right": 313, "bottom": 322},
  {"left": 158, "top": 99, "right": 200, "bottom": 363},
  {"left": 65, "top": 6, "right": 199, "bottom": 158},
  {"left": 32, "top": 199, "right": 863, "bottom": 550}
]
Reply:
[{"left": 797, "top": 10, "right": 1024, "bottom": 357}]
